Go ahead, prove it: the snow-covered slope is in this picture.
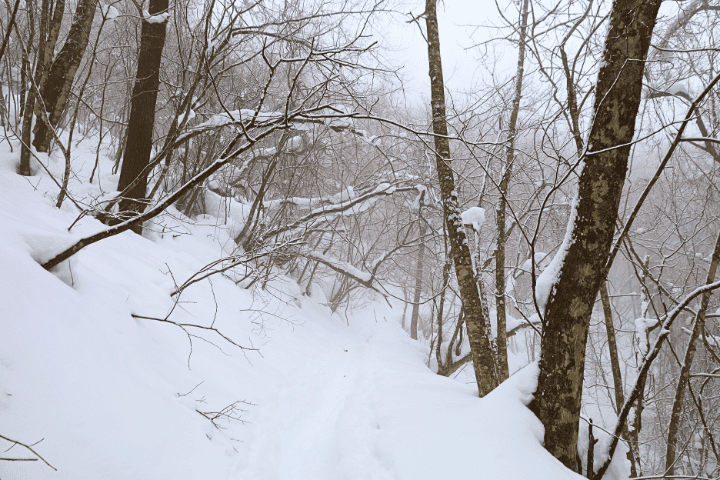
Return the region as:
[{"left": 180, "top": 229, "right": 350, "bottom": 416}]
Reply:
[{"left": 0, "top": 141, "right": 582, "bottom": 479}]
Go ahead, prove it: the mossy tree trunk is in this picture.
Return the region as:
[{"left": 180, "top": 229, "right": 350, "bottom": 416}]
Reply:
[{"left": 529, "top": 0, "right": 662, "bottom": 470}]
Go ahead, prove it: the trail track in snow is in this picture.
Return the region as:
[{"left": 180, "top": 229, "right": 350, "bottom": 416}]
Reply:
[{"left": 237, "top": 330, "right": 393, "bottom": 480}]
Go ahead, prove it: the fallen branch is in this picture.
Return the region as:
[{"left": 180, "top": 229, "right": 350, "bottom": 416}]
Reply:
[
  {"left": 0, "top": 434, "right": 57, "bottom": 471},
  {"left": 131, "top": 314, "right": 257, "bottom": 353},
  {"left": 196, "top": 400, "right": 251, "bottom": 430}
]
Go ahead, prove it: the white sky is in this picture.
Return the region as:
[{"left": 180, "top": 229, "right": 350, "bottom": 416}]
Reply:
[{"left": 375, "top": 0, "right": 506, "bottom": 105}]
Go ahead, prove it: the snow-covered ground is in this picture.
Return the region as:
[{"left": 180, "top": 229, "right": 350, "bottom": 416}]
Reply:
[{"left": 0, "top": 137, "right": 585, "bottom": 479}]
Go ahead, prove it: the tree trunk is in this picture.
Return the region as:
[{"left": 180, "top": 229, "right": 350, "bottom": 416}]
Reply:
[
  {"left": 18, "top": 0, "right": 37, "bottom": 175},
  {"left": 38, "top": 0, "right": 66, "bottom": 90},
  {"left": 600, "top": 281, "right": 638, "bottom": 476},
  {"left": 495, "top": 0, "right": 530, "bottom": 383},
  {"left": 115, "top": 0, "right": 169, "bottom": 232},
  {"left": 425, "top": 0, "right": 498, "bottom": 397},
  {"left": 410, "top": 217, "right": 426, "bottom": 340},
  {"left": 665, "top": 227, "right": 720, "bottom": 475},
  {"left": 529, "top": 0, "right": 662, "bottom": 470},
  {"left": 33, "top": 0, "right": 98, "bottom": 152}
]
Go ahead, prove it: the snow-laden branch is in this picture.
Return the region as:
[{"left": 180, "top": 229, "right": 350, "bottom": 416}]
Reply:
[
  {"left": 298, "top": 249, "right": 373, "bottom": 287},
  {"left": 42, "top": 124, "right": 286, "bottom": 270},
  {"left": 262, "top": 184, "right": 419, "bottom": 241},
  {"left": 263, "top": 186, "right": 355, "bottom": 209},
  {"left": 142, "top": 9, "right": 169, "bottom": 23},
  {"left": 680, "top": 136, "right": 720, "bottom": 145},
  {"left": 174, "top": 107, "right": 379, "bottom": 146}
]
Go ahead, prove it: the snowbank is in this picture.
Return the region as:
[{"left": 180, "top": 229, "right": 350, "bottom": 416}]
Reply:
[{"left": 0, "top": 138, "right": 585, "bottom": 480}]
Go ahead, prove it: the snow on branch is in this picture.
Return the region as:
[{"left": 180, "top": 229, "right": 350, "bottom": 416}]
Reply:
[
  {"left": 175, "top": 105, "right": 377, "bottom": 146},
  {"left": 263, "top": 186, "right": 355, "bottom": 209},
  {"left": 42, "top": 123, "right": 288, "bottom": 270},
  {"left": 298, "top": 249, "right": 373, "bottom": 287},
  {"left": 142, "top": 9, "right": 169, "bottom": 23},
  {"left": 461, "top": 206, "right": 485, "bottom": 231},
  {"left": 262, "top": 183, "right": 420, "bottom": 241}
]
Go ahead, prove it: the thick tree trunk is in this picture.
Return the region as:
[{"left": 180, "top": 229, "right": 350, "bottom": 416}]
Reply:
[
  {"left": 425, "top": 0, "right": 498, "bottom": 397},
  {"left": 115, "top": 0, "right": 169, "bottom": 232},
  {"left": 665, "top": 228, "right": 720, "bottom": 475},
  {"left": 529, "top": 0, "right": 662, "bottom": 470},
  {"left": 33, "top": 0, "right": 98, "bottom": 152}
]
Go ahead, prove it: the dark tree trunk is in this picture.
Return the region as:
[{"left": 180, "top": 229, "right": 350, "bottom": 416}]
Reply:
[
  {"left": 529, "top": 0, "right": 662, "bottom": 470},
  {"left": 32, "top": 0, "right": 98, "bottom": 152},
  {"left": 425, "top": 0, "right": 498, "bottom": 397},
  {"left": 115, "top": 0, "right": 169, "bottom": 232}
]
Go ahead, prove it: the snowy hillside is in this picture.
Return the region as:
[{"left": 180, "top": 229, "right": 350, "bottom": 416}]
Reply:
[{"left": 0, "top": 140, "right": 582, "bottom": 479}]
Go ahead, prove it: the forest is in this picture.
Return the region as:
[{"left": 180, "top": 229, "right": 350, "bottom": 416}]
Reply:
[{"left": 1, "top": 0, "right": 720, "bottom": 477}]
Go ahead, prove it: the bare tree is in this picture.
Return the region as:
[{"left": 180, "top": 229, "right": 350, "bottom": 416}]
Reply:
[{"left": 424, "top": 0, "right": 498, "bottom": 396}]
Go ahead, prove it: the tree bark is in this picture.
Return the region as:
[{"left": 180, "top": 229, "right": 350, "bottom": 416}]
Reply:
[
  {"left": 665, "top": 227, "right": 720, "bottom": 475},
  {"left": 115, "top": 0, "right": 169, "bottom": 232},
  {"left": 33, "top": 0, "right": 98, "bottom": 152},
  {"left": 529, "top": 0, "right": 662, "bottom": 470},
  {"left": 425, "top": 0, "right": 498, "bottom": 397}
]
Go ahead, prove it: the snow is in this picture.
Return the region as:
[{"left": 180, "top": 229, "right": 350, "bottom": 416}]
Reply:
[
  {"left": 635, "top": 317, "right": 659, "bottom": 355},
  {"left": 302, "top": 249, "right": 373, "bottom": 283},
  {"left": 520, "top": 251, "right": 552, "bottom": 273},
  {"left": 534, "top": 163, "right": 583, "bottom": 315},
  {"left": 142, "top": 9, "right": 169, "bottom": 23},
  {"left": 667, "top": 84, "right": 688, "bottom": 96},
  {"left": 0, "top": 135, "right": 591, "bottom": 480},
  {"left": 100, "top": 3, "right": 119, "bottom": 20},
  {"left": 322, "top": 105, "right": 354, "bottom": 128},
  {"left": 177, "top": 109, "right": 196, "bottom": 124},
  {"left": 263, "top": 186, "right": 356, "bottom": 210},
  {"left": 461, "top": 206, "right": 485, "bottom": 231},
  {"left": 577, "top": 419, "right": 631, "bottom": 480}
]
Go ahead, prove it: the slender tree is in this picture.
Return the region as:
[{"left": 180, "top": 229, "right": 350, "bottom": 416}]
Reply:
[
  {"left": 424, "top": 0, "right": 498, "bottom": 396},
  {"left": 665, "top": 228, "right": 720, "bottom": 475},
  {"left": 495, "top": 0, "right": 530, "bottom": 383}
]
